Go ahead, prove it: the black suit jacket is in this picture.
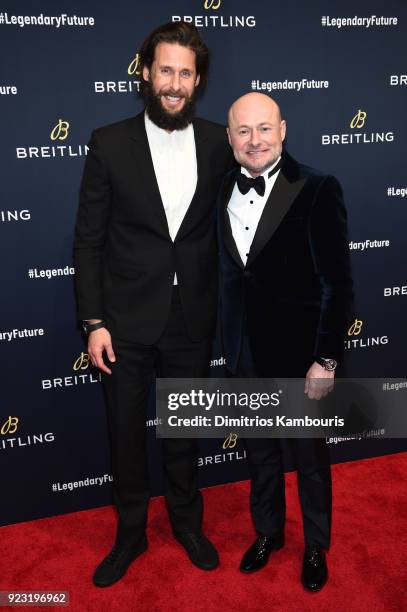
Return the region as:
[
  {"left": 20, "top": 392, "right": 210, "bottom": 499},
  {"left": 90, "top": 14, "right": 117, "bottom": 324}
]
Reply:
[
  {"left": 74, "top": 111, "right": 232, "bottom": 343},
  {"left": 218, "top": 152, "right": 354, "bottom": 376}
]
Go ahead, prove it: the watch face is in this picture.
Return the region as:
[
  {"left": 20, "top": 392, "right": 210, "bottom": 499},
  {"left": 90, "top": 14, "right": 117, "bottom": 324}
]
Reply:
[{"left": 324, "top": 359, "right": 337, "bottom": 371}]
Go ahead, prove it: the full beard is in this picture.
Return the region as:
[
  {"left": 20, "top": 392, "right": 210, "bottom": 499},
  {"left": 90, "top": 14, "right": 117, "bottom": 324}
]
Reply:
[{"left": 144, "top": 82, "right": 196, "bottom": 131}]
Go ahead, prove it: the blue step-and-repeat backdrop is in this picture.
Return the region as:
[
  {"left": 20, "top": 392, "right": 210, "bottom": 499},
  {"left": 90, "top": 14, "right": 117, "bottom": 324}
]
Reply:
[{"left": 1, "top": 0, "right": 406, "bottom": 526}]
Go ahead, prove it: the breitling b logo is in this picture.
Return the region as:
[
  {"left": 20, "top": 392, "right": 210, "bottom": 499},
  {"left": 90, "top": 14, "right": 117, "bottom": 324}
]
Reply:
[
  {"left": 1, "top": 416, "right": 19, "bottom": 435},
  {"left": 350, "top": 110, "right": 367, "bottom": 129},
  {"left": 73, "top": 352, "right": 91, "bottom": 371},
  {"left": 348, "top": 319, "right": 363, "bottom": 336},
  {"left": 223, "top": 432, "right": 238, "bottom": 449},
  {"left": 128, "top": 54, "right": 141, "bottom": 76},
  {"left": 50, "top": 119, "right": 70, "bottom": 141},
  {"left": 204, "top": 0, "right": 221, "bottom": 10}
]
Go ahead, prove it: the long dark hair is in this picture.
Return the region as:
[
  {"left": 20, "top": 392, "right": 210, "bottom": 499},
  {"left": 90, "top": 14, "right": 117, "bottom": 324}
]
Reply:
[{"left": 139, "top": 21, "right": 209, "bottom": 91}]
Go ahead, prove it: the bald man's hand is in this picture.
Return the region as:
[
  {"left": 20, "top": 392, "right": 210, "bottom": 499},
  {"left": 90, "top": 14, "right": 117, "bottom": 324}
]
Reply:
[{"left": 304, "top": 362, "right": 334, "bottom": 400}]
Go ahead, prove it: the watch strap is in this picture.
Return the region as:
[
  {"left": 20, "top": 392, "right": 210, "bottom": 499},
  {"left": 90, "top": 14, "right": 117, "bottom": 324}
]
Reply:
[{"left": 83, "top": 321, "right": 106, "bottom": 334}]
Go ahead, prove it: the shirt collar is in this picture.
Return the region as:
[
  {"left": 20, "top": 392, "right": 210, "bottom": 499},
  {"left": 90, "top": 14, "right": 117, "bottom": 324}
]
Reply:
[{"left": 144, "top": 110, "right": 193, "bottom": 140}]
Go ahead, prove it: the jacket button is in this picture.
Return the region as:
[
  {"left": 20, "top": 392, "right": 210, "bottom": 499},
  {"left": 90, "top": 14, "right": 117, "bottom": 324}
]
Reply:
[{"left": 243, "top": 270, "right": 252, "bottom": 278}]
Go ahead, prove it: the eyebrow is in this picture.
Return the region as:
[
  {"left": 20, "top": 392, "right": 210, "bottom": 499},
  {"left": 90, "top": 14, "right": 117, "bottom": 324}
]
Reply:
[
  {"left": 236, "top": 122, "right": 273, "bottom": 129},
  {"left": 158, "top": 64, "right": 193, "bottom": 71}
]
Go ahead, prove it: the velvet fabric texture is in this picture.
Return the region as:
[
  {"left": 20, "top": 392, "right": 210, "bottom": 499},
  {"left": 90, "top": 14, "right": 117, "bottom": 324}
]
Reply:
[{"left": 218, "top": 152, "right": 354, "bottom": 376}]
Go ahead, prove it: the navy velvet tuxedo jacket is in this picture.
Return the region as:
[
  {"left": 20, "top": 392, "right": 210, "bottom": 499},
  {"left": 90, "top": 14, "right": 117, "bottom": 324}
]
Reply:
[{"left": 217, "top": 152, "right": 354, "bottom": 376}]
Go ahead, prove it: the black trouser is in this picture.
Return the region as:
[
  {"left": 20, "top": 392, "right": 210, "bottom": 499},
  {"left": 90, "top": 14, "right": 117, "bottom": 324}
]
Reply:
[
  {"left": 234, "top": 334, "right": 332, "bottom": 549},
  {"left": 103, "top": 287, "right": 211, "bottom": 548}
]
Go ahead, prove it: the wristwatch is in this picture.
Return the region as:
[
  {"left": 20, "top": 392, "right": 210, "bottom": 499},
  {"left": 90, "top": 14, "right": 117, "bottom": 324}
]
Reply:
[
  {"left": 82, "top": 321, "right": 106, "bottom": 335},
  {"left": 315, "top": 357, "right": 338, "bottom": 371}
]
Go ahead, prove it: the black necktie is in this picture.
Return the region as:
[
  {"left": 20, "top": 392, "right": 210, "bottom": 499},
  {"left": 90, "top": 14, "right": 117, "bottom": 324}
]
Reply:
[{"left": 236, "top": 173, "right": 265, "bottom": 197}]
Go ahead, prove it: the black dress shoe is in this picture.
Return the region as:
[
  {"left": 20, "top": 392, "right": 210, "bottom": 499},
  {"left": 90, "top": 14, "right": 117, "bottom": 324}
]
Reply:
[
  {"left": 93, "top": 537, "right": 148, "bottom": 587},
  {"left": 240, "top": 533, "right": 284, "bottom": 573},
  {"left": 174, "top": 532, "right": 219, "bottom": 570},
  {"left": 301, "top": 545, "right": 328, "bottom": 592}
]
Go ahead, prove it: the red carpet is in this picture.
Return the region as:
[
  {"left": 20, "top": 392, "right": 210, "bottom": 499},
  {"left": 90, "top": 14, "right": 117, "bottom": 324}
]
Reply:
[{"left": 1, "top": 453, "right": 406, "bottom": 611}]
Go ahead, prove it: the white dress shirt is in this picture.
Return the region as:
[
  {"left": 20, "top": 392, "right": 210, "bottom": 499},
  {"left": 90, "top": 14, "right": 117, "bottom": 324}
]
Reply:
[
  {"left": 145, "top": 112, "right": 198, "bottom": 284},
  {"left": 227, "top": 157, "right": 281, "bottom": 266},
  {"left": 145, "top": 112, "right": 197, "bottom": 240}
]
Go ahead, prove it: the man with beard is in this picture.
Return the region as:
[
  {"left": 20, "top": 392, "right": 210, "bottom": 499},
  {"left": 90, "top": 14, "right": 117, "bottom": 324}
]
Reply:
[{"left": 74, "top": 22, "right": 232, "bottom": 587}]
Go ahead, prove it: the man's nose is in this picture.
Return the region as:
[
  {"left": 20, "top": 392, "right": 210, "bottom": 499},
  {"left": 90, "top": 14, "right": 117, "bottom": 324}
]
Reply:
[
  {"left": 170, "top": 71, "right": 181, "bottom": 91},
  {"left": 249, "top": 130, "right": 261, "bottom": 146}
]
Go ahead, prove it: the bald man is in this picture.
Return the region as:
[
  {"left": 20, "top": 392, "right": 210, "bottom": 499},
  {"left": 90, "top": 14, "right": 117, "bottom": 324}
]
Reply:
[{"left": 217, "top": 93, "right": 353, "bottom": 591}]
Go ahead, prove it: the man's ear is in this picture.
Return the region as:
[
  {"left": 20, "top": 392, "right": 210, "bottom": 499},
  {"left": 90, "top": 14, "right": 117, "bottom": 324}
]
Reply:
[
  {"left": 280, "top": 120, "right": 287, "bottom": 142},
  {"left": 195, "top": 74, "right": 200, "bottom": 87},
  {"left": 226, "top": 127, "right": 232, "bottom": 146},
  {"left": 142, "top": 66, "right": 150, "bottom": 82}
]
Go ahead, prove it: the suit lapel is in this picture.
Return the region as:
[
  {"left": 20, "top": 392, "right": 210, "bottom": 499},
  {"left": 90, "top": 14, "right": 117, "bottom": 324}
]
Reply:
[
  {"left": 128, "top": 114, "right": 210, "bottom": 242},
  {"left": 175, "top": 118, "right": 208, "bottom": 241},
  {"left": 246, "top": 155, "right": 306, "bottom": 267},
  {"left": 128, "top": 112, "right": 170, "bottom": 237},
  {"left": 222, "top": 168, "right": 245, "bottom": 269}
]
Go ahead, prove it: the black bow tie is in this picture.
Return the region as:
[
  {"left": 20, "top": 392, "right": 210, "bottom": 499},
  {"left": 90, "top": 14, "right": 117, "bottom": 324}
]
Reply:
[
  {"left": 236, "top": 173, "right": 265, "bottom": 197},
  {"left": 236, "top": 159, "right": 282, "bottom": 198}
]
